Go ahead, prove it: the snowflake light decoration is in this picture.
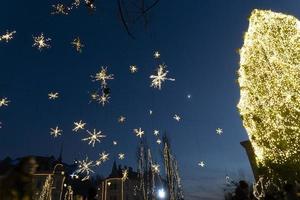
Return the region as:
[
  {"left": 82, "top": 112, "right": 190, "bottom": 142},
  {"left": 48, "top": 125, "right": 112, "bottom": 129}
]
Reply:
[
  {"left": 153, "top": 130, "right": 159, "bottom": 136},
  {"left": 0, "top": 30, "right": 16, "bottom": 42},
  {"left": 133, "top": 128, "right": 144, "bottom": 138},
  {"left": 153, "top": 51, "right": 161, "bottom": 59},
  {"left": 198, "top": 161, "right": 205, "bottom": 168},
  {"left": 71, "top": 37, "right": 84, "bottom": 52},
  {"left": 51, "top": 4, "right": 69, "bottom": 15},
  {"left": 118, "top": 116, "right": 126, "bottom": 123},
  {"left": 92, "top": 67, "right": 114, "bottom": 88},
  {"left": 152, "top": 164, "right": 160, "bottom": 173},
  {"left": 129, "top": 65, "right": 138, "bottom": 73},
  {"left": 216, "top": 128, "right": 223, "bottom": 135},
  {"left": 150, "top": 64, "right": 175, "bottom": 90},
  {"left": 118, "top": 153, "right": 125, "bottom": 160},
  {"left": 50, "top": 126, "right": 62, "bottom": 138},
  {"left": 82, "top": 129, "right": 106, "bottom": 147},
  {"left": 96, "top": 92, "right": 110, "bottom": 106},
  {"left": 0, "top": 98, "right": 10, "bottom": 107},
  {"left": 32, "top": 33, "right": 51, "bottom": 50},
  {"left": 72, "top": 120, "right": 86, "bottom": 132},
  {"left": 173, "top": 114, "right": 181, "bottom": 122},
  {"left": 76, "top": 157, "right": 95, "bottom": 180},
  {"left": 96, "top": 151, "right": 109, "bottom": 165},
  {"left": 48, "top": 92, "right": 59, "bottom": 100}
]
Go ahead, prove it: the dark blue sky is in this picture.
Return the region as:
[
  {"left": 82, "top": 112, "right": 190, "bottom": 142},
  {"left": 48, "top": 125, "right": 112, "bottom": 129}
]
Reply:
[{"left": 1, "top": 0, "right": 300, "bottom": 199}]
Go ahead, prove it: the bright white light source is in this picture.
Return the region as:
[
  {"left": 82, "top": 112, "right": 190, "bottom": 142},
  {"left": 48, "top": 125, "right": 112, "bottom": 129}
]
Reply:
[{"left": 158, "top": 188, "right": 166, "bottom": 199}]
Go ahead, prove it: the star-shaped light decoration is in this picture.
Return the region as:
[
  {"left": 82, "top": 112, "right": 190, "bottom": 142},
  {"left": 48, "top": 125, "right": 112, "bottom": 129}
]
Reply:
[
  {"left": 51, "top": 4, "right": 69, "bottom": 15},
  {"left": 96, "top": 151, "right": 109, "bottom": 165},
  {"left": 153, "top": 51, "right": 161, "bottom": 59},
  {"left": 151, "top": 164, "right": 160, "bottom": 173},
  {"left": 50, "top": 126, "right": 63, "bottom": 138},
  {"left": 129, "top": 65, "right": 138, "bottom": 73},
  {"left": 198, "top": 161, "right": 205, "bottom": 168},
  {"left": 71, "top": 37, "right": 84, "bottom": 52},
  {"left": 32, "top": 33, "right": 51, "bottom": 51},
  {"left": 133, "top": 128, "right": 144, "bottom": 138},
  {"left": 150, "top": 64, "right": 175, "bottom": 90},
  {"left": 156, "top": 138, "right": 162, "bottom": 144},
  {"left": 72, "top": 120, "right": 86, "bottom": 132},
  {"left": 173, "top": 114, "right": 181, "bottom": 122},
  {"left": 153, "top": 130, "right": 159, "bottom": 136},
  {"left": 118, "top": 153, "right": 125, "bottom": 160},
  {"left": 75, "top": 157, "right": 95, "bottom": 181},
  {"left": 0, "top": 98, "right": 10, "bottom": 107},
  {"left": 92, "top": 67, "right": 114, "bottom": 88},
  {"left": 0, "top": 30, "right": 16, "bottom": 42},
  {"left": 113, "top": 141, "right": 118, "bottom": 146},
  {"left": 82, "top": 129, "right": 106, "bottom": 147},
  {"left": 122, "top": 169, "right": 129, "bottom": 181},
  {"left": 48, "top": 92, "right": 59, "bottom": 100},
  {"left": 216, "top": 128, "right": 223, "bottom": 135},
  {"left": 118, "top": 116, "right": 126, "bottom": 123},
  {"left": 96, "top": 92, "right": 110, "bottom": 106}
]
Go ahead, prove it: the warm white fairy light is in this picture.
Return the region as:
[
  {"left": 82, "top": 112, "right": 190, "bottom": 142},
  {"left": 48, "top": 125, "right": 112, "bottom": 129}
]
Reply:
[
  {"left": 118, "top": 153, "right": 125, "bottom": 160},
  {"left": 153, "top": 51, "right": 161, "bottom": 59},
  {"left": 48, "top": 92, "right": 59, "bottom": 100},
  {"left": 133, "top": 128, "right": 145, "bottom": 138},
  {"left": 129, "top": 65, "right": 138, "bottom": 73},
  {"left": 150, "top": 64, "right": 175, "bottom": 90},
  {"left": 118, "top": 116, "right": 126, "bottom": 123},
  {"left": 82, "top": 129, "right": 106, "bottom": 147},
  {"left": 51, "top": 4, "right": 69, "bottom": 15},
  {"left": 216, "top": 128, "right": 223, "bottom": 135},
  {"left": 152, "top": 164, "right": 160, "bottom": 173},
  {"left": 198, "top": 161, "right": 205, "bottom": 168},
  {"left": 50, "top": 126, "right": 62, "bottom": 138},
  {"left": 76, "top": 157, "right": 95, "bottom": 180},
  {"left": 173, "top": 114, "right": 181, "bottom": 122},
  {"left": 0, "top": 30, "right": 16, "bottom": 42},
  {"left": 92, "top": 67, "right": 114, "bottom": 88},
  {"left": 33, "top": 33, "right": 51, "bottom": 50},
  {"left": 122, "top": 169, "right": 128, "bottom": 181},
  {"left": 72, "top": 120, "right": 86, "bottom": 132},
  {"left": 71, "top": 37, "right": 84, "bottom": 52},
  {"left": 0, "top": 98, "right": 10, "bottom": 107}
]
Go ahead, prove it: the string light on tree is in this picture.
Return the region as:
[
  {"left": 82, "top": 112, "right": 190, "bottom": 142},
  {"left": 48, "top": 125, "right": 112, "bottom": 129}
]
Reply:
[
  {"left": 82, "top": 129, "right": 106, "bottom": 147},
  {"left": 72, "top": 120, "right": 86, "bottom": 132},
  {"left": 50, "top": 126, "right": 62, "bottom": 138},
  {"left": 32, "top": 33, "right": 51, "bottom": 51},
  {"left": 150, "top": 64, "right": 175, "bottom": 90}
]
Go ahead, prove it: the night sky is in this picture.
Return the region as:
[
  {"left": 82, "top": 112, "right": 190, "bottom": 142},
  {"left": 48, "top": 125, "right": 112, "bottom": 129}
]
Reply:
[{"left": 1, "top": 0, "right": 300, "bottom": 199}]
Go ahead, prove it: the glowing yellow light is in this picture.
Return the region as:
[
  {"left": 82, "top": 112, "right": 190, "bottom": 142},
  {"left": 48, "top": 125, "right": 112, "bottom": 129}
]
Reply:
[
  {"left": 238, "top": 9, "right": 300, "bottom": 169},
  {"left": 82, "top": 129, "right": 106, "bottom": 147},
  {"left": 71, "top": 37, "right": 84, "bottom": 52},
  {"left": 152, "top": 164, "right": 160, "bottom": 173},
  {"left": 122, "top": 169, "right": 128, "bottom": 181},
  {"left": 51, "top": 4, "right": 69, "bottom": 15},
  {"left": 50, "top": 126, "right": 62, "bottom": 138},
  {"left": 92, "top": 67, "right": 114, "bottom": 88},
  {"left": 76, "top": 156, "right": 94, "bottom": 181},
  {"left": 96, "top": 151, "right": 109, "bottom": 165}
]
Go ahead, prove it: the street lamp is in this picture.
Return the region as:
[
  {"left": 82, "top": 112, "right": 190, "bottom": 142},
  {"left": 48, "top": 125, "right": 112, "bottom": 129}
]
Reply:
[{"left": 157, "top": 188, "right": 166, "bottom": 199}]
